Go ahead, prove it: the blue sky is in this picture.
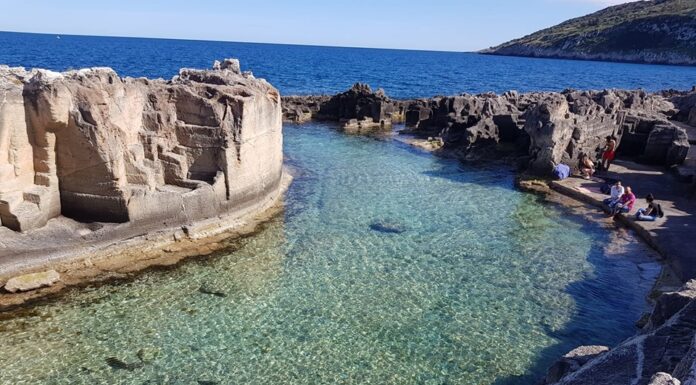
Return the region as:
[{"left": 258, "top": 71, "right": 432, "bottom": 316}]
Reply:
[{"left": 0, "top": 0, "right": 629, "bottom": 51}]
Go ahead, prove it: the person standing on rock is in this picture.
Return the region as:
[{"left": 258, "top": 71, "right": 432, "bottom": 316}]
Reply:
[
  {"left": 601, "top": 136, "right": 617, "bottom": 172},
  {"left": 610, "top": 186, "right": 636, "bottom": 217}
]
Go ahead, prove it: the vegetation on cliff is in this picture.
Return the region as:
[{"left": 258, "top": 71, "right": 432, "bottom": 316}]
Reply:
[{"left": 483, "top": 0, "right": 696, "bottom": 65}]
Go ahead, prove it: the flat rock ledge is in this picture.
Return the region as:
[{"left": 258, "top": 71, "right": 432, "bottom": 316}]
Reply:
[{"left": 3, "top": 270, "right": 60, "bottom": 293}]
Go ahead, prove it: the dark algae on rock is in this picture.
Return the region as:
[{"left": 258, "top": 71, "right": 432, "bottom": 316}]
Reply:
[{"left": 483, "top": 0, "right": 696, "bottom": 65}]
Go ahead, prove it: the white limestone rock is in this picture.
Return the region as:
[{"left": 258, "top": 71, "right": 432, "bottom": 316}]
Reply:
[
  {"left": 4, "top": 270, "right": 60, "bottom": 293},
  {"left": 0, "top": 59, "right": 284, "bottom": 233}
]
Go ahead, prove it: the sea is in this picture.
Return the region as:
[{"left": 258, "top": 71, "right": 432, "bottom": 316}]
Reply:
[{"left": 1, "top": 31, "right": 695, "bottom": 98}]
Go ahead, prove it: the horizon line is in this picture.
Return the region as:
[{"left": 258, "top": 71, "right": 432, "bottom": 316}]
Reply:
[{"left": 0, "top": 30, "right": 482, "bottom": 55}]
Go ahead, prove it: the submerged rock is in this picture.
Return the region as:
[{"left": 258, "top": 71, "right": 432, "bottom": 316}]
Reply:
[
  {"left": 198, "top": 283, "right": 228, "bottom": 298},
  {"left": 105, "top": 357, "right": 144, "bottom": 371},
  {"left": 369, "top": 220, "right": 407, "bottom": 234},
  {"left": 3, "top": 270, "right": 60, "bottom": 293},
  {"left": 136, "top": 347, "right": 160, "bottom": 363}
]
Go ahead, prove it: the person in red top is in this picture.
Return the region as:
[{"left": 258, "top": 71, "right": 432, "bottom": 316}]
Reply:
[
  {"left": 601, "top": 136, "right": 617, "bottom": 171},
  {"left": 609, "top": 186, "right": 636, "bottom": 217}
]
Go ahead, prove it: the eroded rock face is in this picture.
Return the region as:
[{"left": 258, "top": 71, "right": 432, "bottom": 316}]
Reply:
[
  {"left": 540, "top": 345, "right": 610, "bottom": 384},
  {"left": 281, "top": 84, "right": 405, "bottom": 132},
  {"left": 0, "top": 59, "right": 284, "bottom": 232},
  {"left": 544, "top": 280, "right": 696, "bottom": 385},
  {"left": 401, "top": 89, "right": 689, "bottom": 174}
]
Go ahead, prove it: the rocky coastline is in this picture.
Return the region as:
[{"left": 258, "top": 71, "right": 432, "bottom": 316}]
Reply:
[
  {"left": 0, "top": 59, "right": 290, "bottom": 306},
  {"left": 283, "top": 83, "right": 696, "bottom": 384},
  {"left": 283, "top": 84, "right": 695, "bottom": 179},
  {"left": 2, "top": 57, "right": 696, "bottom": 383}
]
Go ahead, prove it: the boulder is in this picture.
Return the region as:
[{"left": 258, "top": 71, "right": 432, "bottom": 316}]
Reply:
[
  {"left": 648, "top": 373, "right": 681, "bottom": 385},
  {"left": 3, "top": 270, "right": 60, "bottom": 293},
  {"left": 540, "top": 345, "right": 609, "bottom": 384},
  {"left": 647, "top": 280, "right": 696, "bottom": 329},
  {"left": 670, "top": 90, "right": 696, "bottom": 126},
  {"left": 642, "top": 124, "right": 690, "bottom": 166}
]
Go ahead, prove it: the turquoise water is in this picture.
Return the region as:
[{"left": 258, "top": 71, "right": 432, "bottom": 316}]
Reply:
[{"left": 0, "top": 123, "right": 659, "bottom": 385}]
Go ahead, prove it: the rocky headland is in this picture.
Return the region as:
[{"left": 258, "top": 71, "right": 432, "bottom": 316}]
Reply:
[
  {"left": 0, "top": 59, "right": 289, "bottom": 305},
  {"left": 482, "top": 0, "right": 696, "bottom": 66}
]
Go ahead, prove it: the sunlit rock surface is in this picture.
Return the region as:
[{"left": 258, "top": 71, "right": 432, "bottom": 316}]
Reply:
[{"left": 0, "top": 59, "right": 283, "bottom": 232}]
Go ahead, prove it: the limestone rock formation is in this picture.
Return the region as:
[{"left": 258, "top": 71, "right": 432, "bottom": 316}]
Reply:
[
  {"left": 282, "top": 95, "right": 330, "bottom": 123},
  {"left": 403, "top": 89, "right": 689, "bottom": 175},
  {"left": 282, "top": 84, "right": 405, "bottom": 132},
  {"left": 283, "top": 86, "right": 692, "bottom": 176},
  {"left": 404, "top": 91, "right": 525, "bottom": 149},
  {"left": 540, "top": 345, "right": 609, "bottom": 384},
  {"left": 0, "top": 59, "right": 284, "bottom": 232},
  {"left": 543, "top": 280, "right": 696, "bottom": 385},
  {"left": 670, "top": 88, "right": 696, "bottom": 127},
  {"left": 283, "top": 87, "right": 692, "bottom": 175},
  {"left": 3, "top": 270, "right": 60, "bottom": 293}
]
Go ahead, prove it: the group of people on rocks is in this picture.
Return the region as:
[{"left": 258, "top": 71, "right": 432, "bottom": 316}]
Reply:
[
  {"left": 579, "top": 136, "right": 617, "bottom": 180},
  {"left": 602, "top": 180, "right": 664, "bottom": 221},
  {"left": 574, "top": 135, "right": 664, "bottom": 221}
]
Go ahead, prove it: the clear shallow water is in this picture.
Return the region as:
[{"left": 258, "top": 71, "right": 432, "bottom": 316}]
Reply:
[
  {"left": 0, "top": 123, "right": 659, "bottom": 385},
  {"left": 1, "top": 31, "right": 696, "bottom": 98}
]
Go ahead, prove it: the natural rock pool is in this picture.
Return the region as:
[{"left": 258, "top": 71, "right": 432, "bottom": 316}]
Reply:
[{"left": 0, "top": 123, "right": 661, "bottom": 384}]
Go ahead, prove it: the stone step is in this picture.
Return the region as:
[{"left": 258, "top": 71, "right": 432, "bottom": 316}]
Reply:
[
  {"left": 0, "top": 191, "right": 23, "bottom": 211},
  {"left": 0, "top": 200, "right": 44, "bottom": 232},
  {"left": 34, "top": 172, "right": 56, "bottom": 187}
]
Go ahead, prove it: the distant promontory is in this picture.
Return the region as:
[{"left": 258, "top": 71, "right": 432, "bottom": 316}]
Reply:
[{"left": 482, "top": 0, "right": 696, "bottom": 66}]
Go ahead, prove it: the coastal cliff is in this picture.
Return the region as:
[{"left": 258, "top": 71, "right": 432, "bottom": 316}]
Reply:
[
  {"left": 0, "top": 59, "right": 284, "bottom": 233},
  {"left": 0, "top": 59, "right": 289, "bottom": 302},
  {"left": 482, "top": 0, "right": 696, "bottom": 66}
]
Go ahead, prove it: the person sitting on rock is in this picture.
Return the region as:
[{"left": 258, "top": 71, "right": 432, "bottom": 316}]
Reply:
[
  {"left": 603, "top": 180, "right": 624, "bottom": 208},
  {"left": 635, "top": 194, "right": 664, "bottom": 221},
  {"left": 601, "top": 136, "right": 617, "bottom": 172},
  {"left": 610, "top": 186, "right": 636, "bottom": 217},
  {"left": 579, "top": 154, "right": 595, "bottom": 180}
]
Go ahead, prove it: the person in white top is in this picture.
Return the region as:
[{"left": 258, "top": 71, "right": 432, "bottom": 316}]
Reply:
[{"left": 603, "top": 180, "right": 624, "bottom": 208}]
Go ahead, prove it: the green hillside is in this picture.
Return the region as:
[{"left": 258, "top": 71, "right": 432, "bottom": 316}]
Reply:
[{"left": 483, "top": 0, "right": 696, "bottom": 65}]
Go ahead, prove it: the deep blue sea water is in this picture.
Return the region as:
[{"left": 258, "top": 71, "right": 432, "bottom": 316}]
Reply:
[
  {"left": 0, "top": 31, "right": 672, "bottom": 384},
  {"left": 1, "top": 31, "right": 695, "bottom": 98}
]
